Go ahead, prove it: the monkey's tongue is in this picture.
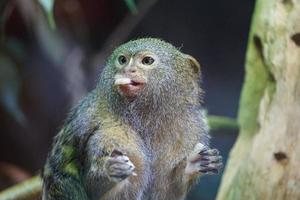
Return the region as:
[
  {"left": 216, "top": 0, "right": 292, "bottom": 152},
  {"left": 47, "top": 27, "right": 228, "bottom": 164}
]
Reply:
[
  {"left": 114, "top": 77, "right": 143, "bottom": 87},
  {"left": 114, "top": 77, "right": 132, "bottom": 86},
  {"left": 115, "top": 78, "right": 144, "bottom": 97}
]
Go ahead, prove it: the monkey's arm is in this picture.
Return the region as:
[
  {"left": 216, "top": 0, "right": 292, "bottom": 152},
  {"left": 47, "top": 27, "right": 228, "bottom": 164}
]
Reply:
[
  {"left": 170, "top": 143, "right": 223, "bottom": 197},
  {"left": 43, "top": 171, "right": 88, "bottom": 200},
  {"left": 43, "top": 126, "right": 140, "bottom": 200},
  {"left": 83, "top": 126, "right": 147, "bottom": 200},
  {"left": 42, "top": 91, "right": 100, "bottom": 200}
]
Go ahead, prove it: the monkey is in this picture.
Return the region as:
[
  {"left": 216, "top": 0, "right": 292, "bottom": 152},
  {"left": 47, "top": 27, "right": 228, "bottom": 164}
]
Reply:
[{"left": 42, "top": 38, "right": 223, "bottom": 200}]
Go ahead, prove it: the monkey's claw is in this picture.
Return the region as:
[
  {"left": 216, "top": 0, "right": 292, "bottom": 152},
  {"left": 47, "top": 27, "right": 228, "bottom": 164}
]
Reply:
[
  {"left": 105, "top": 149, "right": 136, "bottom": 182},
  {"left": 185, "top": 143, "right": 223, "bottom": 175}
]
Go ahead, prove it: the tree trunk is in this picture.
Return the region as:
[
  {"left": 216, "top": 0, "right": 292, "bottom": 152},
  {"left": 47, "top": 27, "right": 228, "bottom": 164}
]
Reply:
[{"left": 217, "top": 0, "right": 300, "bottom": 199}]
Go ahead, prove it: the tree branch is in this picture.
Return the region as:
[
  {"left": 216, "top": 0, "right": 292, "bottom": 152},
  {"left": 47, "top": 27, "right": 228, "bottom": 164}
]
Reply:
[
  {"left": 208, "top": 115, "right": 239, "bottom": 132},
  {"left": 0, "top": 175, "right": 42, "bottom": 200}
]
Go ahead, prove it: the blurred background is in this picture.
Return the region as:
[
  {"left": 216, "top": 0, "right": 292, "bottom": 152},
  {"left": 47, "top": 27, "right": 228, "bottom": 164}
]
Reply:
[{"left": 0, "top": 0, "right": 254, "bottom": 199}]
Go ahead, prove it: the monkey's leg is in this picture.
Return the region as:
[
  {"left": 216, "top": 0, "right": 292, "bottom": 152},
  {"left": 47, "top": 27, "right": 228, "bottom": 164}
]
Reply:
[
  {"left": 43, "top": 173, "right": 89, "bottom": 200},
  {"left": 42, "top": 131, "right": 91, "bottom": 200}
]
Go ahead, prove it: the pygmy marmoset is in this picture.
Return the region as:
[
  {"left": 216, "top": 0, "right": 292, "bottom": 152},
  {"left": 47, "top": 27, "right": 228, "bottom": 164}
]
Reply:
[{"left": 42, "top": 38, "right": 223, "bottom": 200}]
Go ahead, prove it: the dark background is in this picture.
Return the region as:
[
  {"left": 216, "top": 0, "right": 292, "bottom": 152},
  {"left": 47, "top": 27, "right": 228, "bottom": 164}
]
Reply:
[{"left": 0, "top": 0, "right": 255, "bottom": 199}]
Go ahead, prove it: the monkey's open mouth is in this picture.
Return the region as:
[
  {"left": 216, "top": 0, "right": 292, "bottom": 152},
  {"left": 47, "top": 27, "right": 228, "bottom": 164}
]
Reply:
[
  {"left": 114, "top": 78, "right": 145, "bottom": 97},
  {"left": 130, "top": 81, "right": 142, "bottom": 86}
]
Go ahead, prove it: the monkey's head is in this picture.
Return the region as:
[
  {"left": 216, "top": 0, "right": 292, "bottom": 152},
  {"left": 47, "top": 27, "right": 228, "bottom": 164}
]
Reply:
[{"left": 102, "top": 38, "right": 202, "bottom": 106}]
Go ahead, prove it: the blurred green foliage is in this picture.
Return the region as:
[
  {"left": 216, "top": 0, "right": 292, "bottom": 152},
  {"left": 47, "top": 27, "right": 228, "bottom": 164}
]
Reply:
[
  {"left": 37, "top": 0, "right": 56, "bottom": 29},
  {"left": 0, "top": 0, "right": 138, "bottom": 125},
  {"left": 37, "top": 0, "right": 138, "bottom": 30},
  {"left": 124, "top": 0, "right": 138, "bottom": 14}
]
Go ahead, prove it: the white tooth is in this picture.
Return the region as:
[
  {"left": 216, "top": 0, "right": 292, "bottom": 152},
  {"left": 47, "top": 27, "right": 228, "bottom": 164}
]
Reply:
[{"left": 114, "top": 78, "right": 131, "bottom": 85}]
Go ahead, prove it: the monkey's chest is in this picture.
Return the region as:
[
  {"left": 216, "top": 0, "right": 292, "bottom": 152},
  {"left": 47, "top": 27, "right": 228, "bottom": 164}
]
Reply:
[{"left": 141, "top": 150, "right": 189, "bottom": 200}]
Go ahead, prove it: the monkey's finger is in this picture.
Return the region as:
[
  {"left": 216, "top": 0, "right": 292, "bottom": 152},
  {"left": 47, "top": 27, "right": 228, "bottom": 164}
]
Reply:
[
  {"left": 190, "top": 155, "right": 222, "bottom": 165},
  {"left": 199, "top": 162, "right": 223, "bottom": 171},
  {"left": 109, "top": 174, "right": 129, "bottom": 182},
  {"left": 110, "top": 148, "right": 127, "bottom": 157},
  {"left": 110, "top": 169, "right": 137, "bottom": 182},
  {"left": 107, "top": 157, "right": 135, "bottom": 176},
  {"left": 200, "top": 148, "right": 220, "bottom": 156},
  {"left": 194, "top": 143, "right": 209, "bottom": 154},
  {"left": 109, "top": 168, "right": 134, "bottom": 177},
  {"left": 106, "top": 155, "right": 130, "bottom": 165},
  {"left": 200, "top": 155, "right": 222, "bottom": 163},
  {"left": 109, "top": 162, "right": 135, "bottom": 171},
  {"left": 187, "top": 143, "right": 209, "bottom": 162},
  {"left": 199, "top": 168, "right": 219, "bottom": 175},
  {"left": 108, "top": 166, "right": 136, "bottom": 179},
  {"left": 109, "top": 164, "right": 134, "bottom": 173},
  {"left": 198, "top": 167, "right": 220, "bottom": 174}
]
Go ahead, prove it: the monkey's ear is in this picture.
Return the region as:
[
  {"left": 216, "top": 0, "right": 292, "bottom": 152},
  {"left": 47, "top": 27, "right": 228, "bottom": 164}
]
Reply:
[{"left": 184, "top": 54, "right": 201, "bottom": 74}]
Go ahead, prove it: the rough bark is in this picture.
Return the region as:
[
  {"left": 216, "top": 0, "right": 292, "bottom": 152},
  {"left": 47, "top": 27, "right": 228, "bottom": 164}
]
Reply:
[{"left": 217, "top": 0, "right": 300, "bottom": 199}]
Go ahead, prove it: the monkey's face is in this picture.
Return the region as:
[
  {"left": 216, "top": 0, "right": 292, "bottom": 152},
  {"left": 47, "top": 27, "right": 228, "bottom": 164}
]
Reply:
[
  {"left": 113, "top": 51, "right": 159, "bottom": 98},
  {"left": 105, "top": 38, "right": 201, "bottom": 103}
]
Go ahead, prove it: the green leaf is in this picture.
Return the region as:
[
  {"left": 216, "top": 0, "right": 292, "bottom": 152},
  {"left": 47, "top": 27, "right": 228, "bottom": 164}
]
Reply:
[
  {"left": 124, "top": 0, "right": 138, "bottom": 14},
  {"left": 37, "top": 0, "right": 56, "bottom": 29}
]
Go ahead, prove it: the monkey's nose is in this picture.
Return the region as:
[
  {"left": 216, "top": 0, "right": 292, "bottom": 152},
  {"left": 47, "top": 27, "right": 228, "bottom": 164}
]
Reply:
[
  {"left": 124, "top": 67, "right": 137, "bottom": 74},
  {"left": 129, "top": 68, "right": 136, "bottom": 73}
]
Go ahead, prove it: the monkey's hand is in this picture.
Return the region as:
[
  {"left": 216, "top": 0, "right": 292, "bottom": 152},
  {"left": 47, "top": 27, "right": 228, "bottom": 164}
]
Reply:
[
  {"left": 105, "top": 149, "right": 137, "bottom": 182},
  {"left": 185, "top": 143, "right": 222, "bottom": 175}
]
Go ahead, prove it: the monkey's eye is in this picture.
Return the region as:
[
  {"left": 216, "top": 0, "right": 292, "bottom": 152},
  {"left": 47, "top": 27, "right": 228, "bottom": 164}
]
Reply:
[
  {"left": 142, "top": 56, "right": 155, "bottom": 65},
  {"left": 118, "top": 55, "right": 127, "bottom": 65}
]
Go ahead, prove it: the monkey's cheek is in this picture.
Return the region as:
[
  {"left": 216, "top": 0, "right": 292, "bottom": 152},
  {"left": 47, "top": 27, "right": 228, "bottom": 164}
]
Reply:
[{"left": 117, "top": 85, "right": 144, "bottom": 97}]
